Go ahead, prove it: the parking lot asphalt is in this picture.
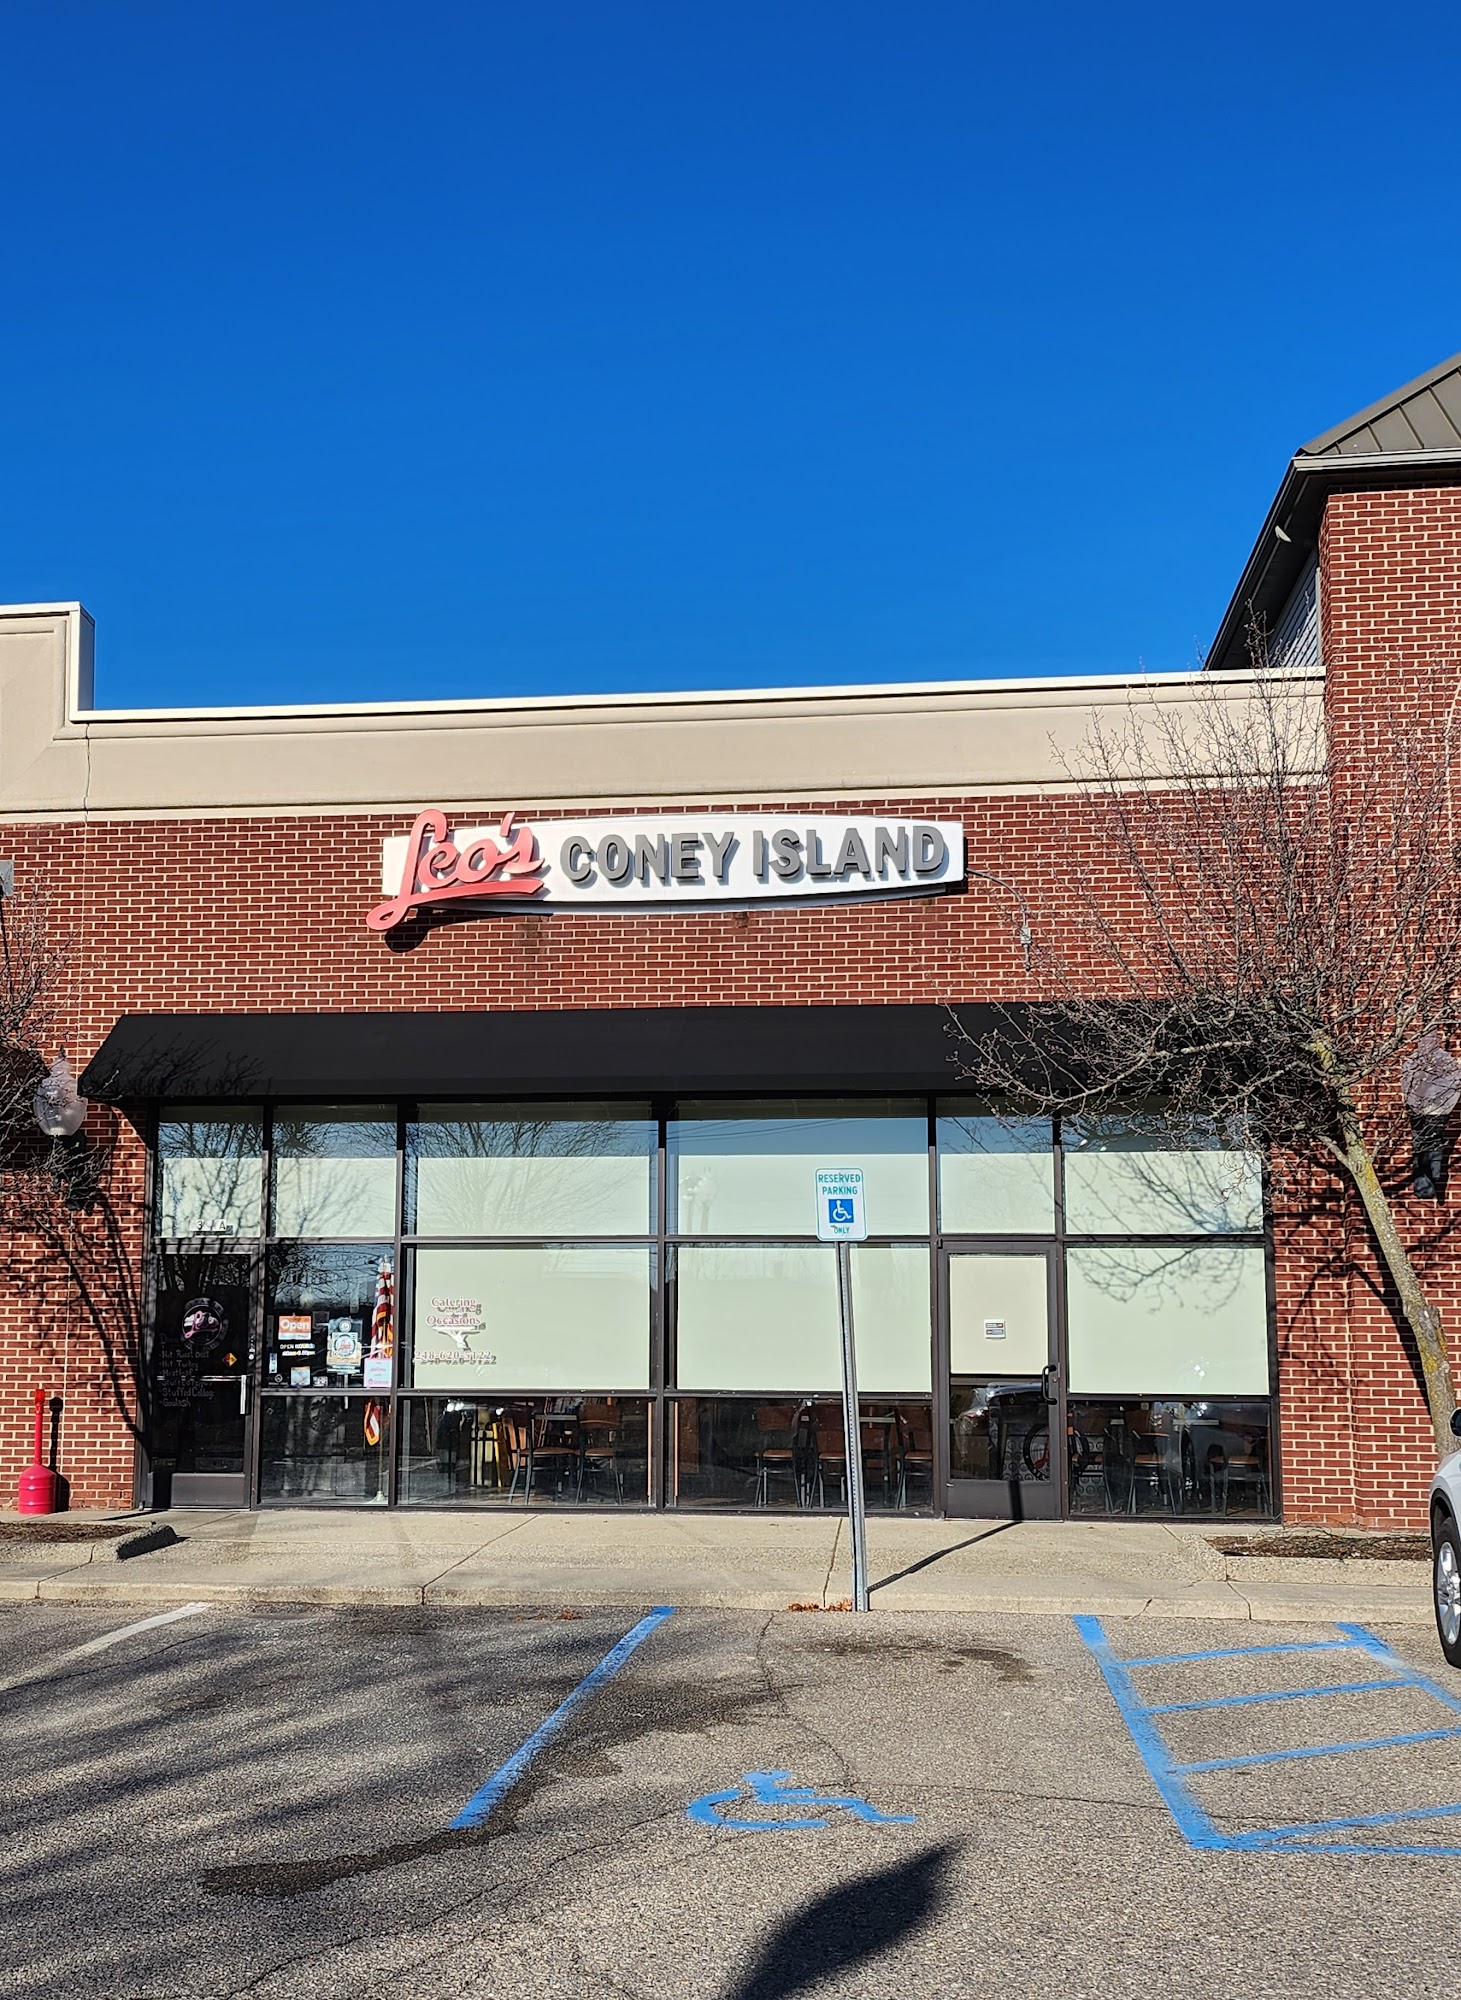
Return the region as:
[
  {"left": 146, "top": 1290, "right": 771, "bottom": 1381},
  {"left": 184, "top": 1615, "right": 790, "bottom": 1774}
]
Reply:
[{"left": 1, "top": 1600, "right": 1458, "bottom": 1999}]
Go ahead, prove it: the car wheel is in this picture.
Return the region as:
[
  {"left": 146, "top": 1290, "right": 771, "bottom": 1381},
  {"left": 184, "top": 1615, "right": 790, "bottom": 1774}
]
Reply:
[{"left": 1433, "top": 1513, "right": 1461, "bottom": 1668}]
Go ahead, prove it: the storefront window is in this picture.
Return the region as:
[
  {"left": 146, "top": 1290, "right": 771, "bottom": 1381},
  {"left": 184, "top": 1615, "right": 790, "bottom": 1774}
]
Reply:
[
  {"left": 669, "top": 1100, "right": 928, "bottom": 1235},
  {"left": 398, "top": 1396, "right": 650, "bottom": 1506},
  {"left": 1065, "top": 1244, "right": 1270, "bottom": 1397},
  {"left": 1066, "top": 1398, "right": 1272, "bottom": 1518},
  {"left": 673, "top": 1243, "right": 930, "bottom": 1394},
  {"left": 1063, "top": 1117, "right": 1262, "bottom": 1235},
  {"left": 149, "top": 1251, "right": 253, "bottom": 1482},
  {"left": 937, "top": 1107, "right": 1053, "bottom": 1234},
  {"left": 258, "top": 1396, "right": 392, "bottom": 1503},
  {"left": 264, "top": 1243, "right": 394, "bottom": 1388},
  {"left": 947, "top": 1252, "right": 1048, "bottom": 1375},
  {"left": 156, "top": 1110, "right": 263, "bottom": 1237},
  {"left": 407, "top": 1103, "right": 654, "bottom": 1236},
  {"left": 950, "top": 1382, "right": 1050, "bottom": 1483},
  {"left": 670, "top": 1397, "right": 933, "bottom": 1510},
  {"left": 271, "top": 1107, "right": 396, "bottom": 1238},
  {"left": 409, "top": 1244, "right": 652, "bottom": 1391}
]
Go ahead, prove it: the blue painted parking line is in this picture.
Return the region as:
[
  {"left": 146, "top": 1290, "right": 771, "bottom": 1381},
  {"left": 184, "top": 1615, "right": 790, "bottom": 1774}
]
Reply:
[
  {"left": 1075, "top": 1613, "right": 1461, "bottom": 1857},
  {"left": 450, "top": 1607, "right": 674, "bottom": 1831},
  {"left": 1119, "top": 1639, "right": 1356, "bottom": 1669},
  {"left": 1173, "top": 1725, "right": 1461, "bottom": 1774},
  {"left": 1145, "top": 1676, "right": 1410, "bottom": 1715}
]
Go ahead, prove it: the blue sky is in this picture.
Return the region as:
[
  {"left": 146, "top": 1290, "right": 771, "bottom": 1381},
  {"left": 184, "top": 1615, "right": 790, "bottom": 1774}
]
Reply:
[{"left": 2, "top": 2, "right": 1459, "bottom": 710}]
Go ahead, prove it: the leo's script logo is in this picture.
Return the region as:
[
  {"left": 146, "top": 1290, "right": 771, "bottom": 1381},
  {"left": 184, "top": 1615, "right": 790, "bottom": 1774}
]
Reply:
[{"left": 367, "top": 809, "right": 547, "bottom": 931}]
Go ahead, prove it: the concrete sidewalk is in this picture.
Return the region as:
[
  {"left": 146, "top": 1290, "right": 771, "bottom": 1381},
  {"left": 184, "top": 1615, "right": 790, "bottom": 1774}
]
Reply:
[{"left": 0, "top": 1507, "right": 1434, "bottom": 1623}]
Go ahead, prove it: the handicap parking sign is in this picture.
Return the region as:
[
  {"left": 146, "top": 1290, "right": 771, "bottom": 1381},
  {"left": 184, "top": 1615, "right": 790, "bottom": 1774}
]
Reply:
[{"left": 815, "top": 1168, "right": 867, "bottom": 1241}]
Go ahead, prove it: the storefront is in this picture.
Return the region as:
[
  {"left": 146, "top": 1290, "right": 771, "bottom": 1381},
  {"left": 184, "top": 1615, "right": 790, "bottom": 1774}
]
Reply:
[
  {"left": 124, "top": 1080, "right": 1274, "bottom": 1518},
  {"left": 2, "top": 349, "right": 1459, "bottom": 1527}
]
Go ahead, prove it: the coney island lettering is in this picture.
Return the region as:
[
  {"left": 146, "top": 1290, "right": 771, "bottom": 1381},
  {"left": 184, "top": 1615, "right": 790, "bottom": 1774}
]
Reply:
[{"left": 371, "top": 810, "right": 965, "bottom": 929}]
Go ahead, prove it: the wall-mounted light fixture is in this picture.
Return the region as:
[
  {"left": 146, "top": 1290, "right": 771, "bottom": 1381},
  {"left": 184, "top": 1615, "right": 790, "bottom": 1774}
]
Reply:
[{"left": 34, "top": 1055, "right": 93, "bottom": 1207}]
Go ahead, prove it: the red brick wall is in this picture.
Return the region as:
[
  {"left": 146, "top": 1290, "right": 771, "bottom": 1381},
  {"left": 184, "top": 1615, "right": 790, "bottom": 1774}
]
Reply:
[
  {"left": 4, "top": 789, "right": 1061, "bottom": 1509},
  {"left": 1283, "top": 484, "right": 1461, "bottom": 1528},
  {"left": 5, "top": 488, "right": 1461, "bottom": 1522}
]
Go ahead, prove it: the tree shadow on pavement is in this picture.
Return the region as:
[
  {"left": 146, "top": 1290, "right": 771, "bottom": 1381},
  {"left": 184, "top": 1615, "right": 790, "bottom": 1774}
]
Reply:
[{"left": 723, "top": 1842, "right": 953, "bottom": 1999}]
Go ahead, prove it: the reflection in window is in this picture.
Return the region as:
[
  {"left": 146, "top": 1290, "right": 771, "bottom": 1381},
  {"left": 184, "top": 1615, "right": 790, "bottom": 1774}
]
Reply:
[
  {"left": 1063, "top": 1116, "right": 1262, "bottom": 1235},
  {"left": 156, "top": 1111, "right": 263, "bottom": 1237},
  {"left": 409, "top": 1244, "right": 651, "bottom": 1392},
  {"left": 271, "top": 1107, "right": 396, "bottom": 1238},
  {"left": 397, "top": 1396, "right": 650, "bottom": 1506},
  {"left": 265, "top": 1243, "right": 393, "bottom": 1388},
  {"left": 670, "top": 1398, "right": 932, "bottom": 1511},
  {"left": 258, "top": 1396, "right": 392, "bottom": 1504},
  {"left": 949, "top": 1382, "right": 1050, "bottom": 1484},
  {"left": 937, "top": 1106, "right": 1054, "bottom": 1233},
  {"left": 1067, "top": 1399, "right": 1272, "bottom": 1518},
  {"left": 150, "top": 1251, "right": 252, "bottom": 1475},
  {"left": 669, "top": 1101, "right": 928, "bottom": 1235},
  {"left": 1065, "top": 1244, "right": 1269, "bottom": 1397},
  {"left": 674, "top": 1244, "right": 930, "bottom": 1394},
  {"left": 407, "top": 1104, "right": 654, "bottom": 1236}
]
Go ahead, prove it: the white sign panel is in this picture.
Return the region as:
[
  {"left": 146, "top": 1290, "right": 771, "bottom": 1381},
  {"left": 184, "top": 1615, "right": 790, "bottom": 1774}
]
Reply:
[
  {"left": 815, "top": 1168, "right": 868, "bottom": 1242},
  {"left": 371, "top": 808, "right": 964, "bottom": 930}
]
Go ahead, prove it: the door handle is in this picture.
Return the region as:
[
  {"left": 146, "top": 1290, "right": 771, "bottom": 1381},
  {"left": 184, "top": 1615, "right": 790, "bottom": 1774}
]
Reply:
[
  {"left": 239, "top": 1376, "right": 248, "bottom": 1417},
  {"left": 1040, "top": 1364, "right": 1058, "bottom": 1405}
]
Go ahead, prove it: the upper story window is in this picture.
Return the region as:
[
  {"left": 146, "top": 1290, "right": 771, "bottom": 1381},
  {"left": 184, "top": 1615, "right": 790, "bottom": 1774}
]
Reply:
[
  {"left": 1063, "top": 1116, "right": 1262, "bottom": 1236},
  {"left": 156, "top": 1110, "right": 264, "bottom": 1238}
]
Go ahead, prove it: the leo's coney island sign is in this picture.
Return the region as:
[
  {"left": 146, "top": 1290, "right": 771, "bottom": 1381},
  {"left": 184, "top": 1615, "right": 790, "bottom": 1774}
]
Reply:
[{"left": 368, "top": 808, "right": 965, "bottom": 930}]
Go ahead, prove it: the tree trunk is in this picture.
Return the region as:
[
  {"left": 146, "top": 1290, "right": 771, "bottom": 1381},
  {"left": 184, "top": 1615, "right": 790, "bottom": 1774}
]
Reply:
[{"left": 1337, "top": 1113, "right": 1457, "bottom": 1460}]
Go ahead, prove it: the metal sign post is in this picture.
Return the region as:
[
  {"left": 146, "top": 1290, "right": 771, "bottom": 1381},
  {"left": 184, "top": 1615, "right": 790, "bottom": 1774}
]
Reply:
[{"left": 816, "top": 1168, "right": 869, "bottom": 1613}]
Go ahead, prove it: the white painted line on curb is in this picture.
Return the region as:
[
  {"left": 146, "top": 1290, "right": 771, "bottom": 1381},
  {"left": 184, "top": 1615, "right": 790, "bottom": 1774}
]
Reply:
[{"left": 0, "top": 1601, "right": 213, "bottom": 1696}]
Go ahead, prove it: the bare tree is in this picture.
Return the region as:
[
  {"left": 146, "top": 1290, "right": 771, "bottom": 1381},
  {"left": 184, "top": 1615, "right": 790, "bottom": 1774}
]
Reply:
[
  {"left": 954, "top": 666, "right": 1461, "bottom": 1458},
  {"left": 0, "top": 889, "right": 66, "bottom": 1164},
  {"left": 0, "top": 891, "right": 155, "bottom": 1486}
]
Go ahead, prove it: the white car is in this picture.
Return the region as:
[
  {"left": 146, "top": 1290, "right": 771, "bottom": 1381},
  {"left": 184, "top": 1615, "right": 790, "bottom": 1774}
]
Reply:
[{"left": 1429, "top": 1411, "right": 1461, "bottom": 1667}]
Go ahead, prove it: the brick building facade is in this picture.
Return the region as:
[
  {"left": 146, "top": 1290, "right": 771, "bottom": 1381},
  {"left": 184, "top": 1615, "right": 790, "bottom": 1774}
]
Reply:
[{"left": 3, "top": 352, "right": 1461, "bottom": 1526}]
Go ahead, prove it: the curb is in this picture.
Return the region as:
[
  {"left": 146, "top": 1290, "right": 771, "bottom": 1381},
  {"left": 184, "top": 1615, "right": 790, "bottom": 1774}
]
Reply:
[{"left": 19, "top": 1573, "right": 1435, "bottom": 1623}]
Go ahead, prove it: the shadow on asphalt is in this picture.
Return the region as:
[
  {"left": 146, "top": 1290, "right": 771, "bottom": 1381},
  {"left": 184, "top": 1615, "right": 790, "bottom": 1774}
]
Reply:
[{"left": 723, "top": 1842, "right": 953, "bottom": 1999}]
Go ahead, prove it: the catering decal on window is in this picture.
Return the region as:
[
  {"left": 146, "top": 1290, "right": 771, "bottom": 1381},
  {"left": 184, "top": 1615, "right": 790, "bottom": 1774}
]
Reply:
[
  {"left": 370, "top": 808, "right": 965, "bottom": 928},
  {"left": 415, "top": 1294, "right": 498, "bottom": 1371}
]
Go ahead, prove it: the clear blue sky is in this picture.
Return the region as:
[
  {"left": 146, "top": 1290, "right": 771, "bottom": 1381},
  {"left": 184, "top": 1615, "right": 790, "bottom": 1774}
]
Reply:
[{"left": 3, "top": 2, "right": 1459, "bottom": 710}]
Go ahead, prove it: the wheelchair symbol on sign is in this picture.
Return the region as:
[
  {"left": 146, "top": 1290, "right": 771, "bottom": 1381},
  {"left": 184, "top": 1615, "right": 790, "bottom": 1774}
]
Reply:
[
  {"left": 827, "top": 1198, "right": 855, "bottom": 1226},
  {"left": 686, "top": 1769, "right": 916, "bottom": 1832}
]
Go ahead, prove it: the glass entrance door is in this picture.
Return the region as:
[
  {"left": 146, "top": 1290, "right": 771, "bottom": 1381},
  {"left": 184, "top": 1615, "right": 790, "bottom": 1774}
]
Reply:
[
  {"left": 944, "top": 1247, "right": 1059, "bottom": 1519},
  {"left": 149, "top": 1252, "right": 255, "bottom": 1507}
]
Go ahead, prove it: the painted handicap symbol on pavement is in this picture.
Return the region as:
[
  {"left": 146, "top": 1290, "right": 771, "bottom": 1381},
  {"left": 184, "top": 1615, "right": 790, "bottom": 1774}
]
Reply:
[{"left": 687, "top": 1769, "right": 916, "bottom": 1832}]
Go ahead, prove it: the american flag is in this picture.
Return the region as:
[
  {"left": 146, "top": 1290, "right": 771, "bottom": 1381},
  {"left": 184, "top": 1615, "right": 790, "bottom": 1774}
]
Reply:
[{"left": 369, "top": 1255, "right": 394, "bottom": 1358}]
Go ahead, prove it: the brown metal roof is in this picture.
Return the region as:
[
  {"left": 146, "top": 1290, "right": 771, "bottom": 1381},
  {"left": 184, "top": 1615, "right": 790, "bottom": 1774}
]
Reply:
[
  {"left": 1300, "top": 350, "right": 1461, "bottom": 459},
  {"left": 1206, "top": 350, "right": 1461, "bottom": 672}
]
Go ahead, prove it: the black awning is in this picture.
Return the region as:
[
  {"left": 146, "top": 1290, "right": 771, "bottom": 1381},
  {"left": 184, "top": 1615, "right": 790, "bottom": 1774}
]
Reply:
[{"left": 79, "top": 1004, "right": 1019, "bottom": 1103}]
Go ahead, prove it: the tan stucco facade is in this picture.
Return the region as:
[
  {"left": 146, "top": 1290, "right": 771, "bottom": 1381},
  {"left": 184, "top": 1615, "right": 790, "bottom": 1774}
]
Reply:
[{"left": 0, "top": 603, "right": 1322, "bottom": 821}]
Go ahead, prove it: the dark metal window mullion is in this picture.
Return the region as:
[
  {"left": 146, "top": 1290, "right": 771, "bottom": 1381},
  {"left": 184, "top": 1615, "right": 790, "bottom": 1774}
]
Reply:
[
  {"left": 653, "top": 1099, "right": 670, "bottom": 1508},
  {"left": 248, "top": 1104, "right": 274, "bottom": 1510},
  {"left": 927, "top": 1100, "right": 947, "bottom": 1512},
  {"left": 136, "top": 1101, "right": 163, "bottom": 1510},
  {"left": 386, "top": 1102, "right": 410, "bottom": 1507},
  {"left": 1261, "top": 1152, "right": 1282, "bottom": 1519}
]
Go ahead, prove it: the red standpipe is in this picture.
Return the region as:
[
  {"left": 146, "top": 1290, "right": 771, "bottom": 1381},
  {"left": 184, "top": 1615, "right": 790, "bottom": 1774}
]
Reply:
[{"left": 17, "top": 1386, "right": 61, "bottom": 1515}]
